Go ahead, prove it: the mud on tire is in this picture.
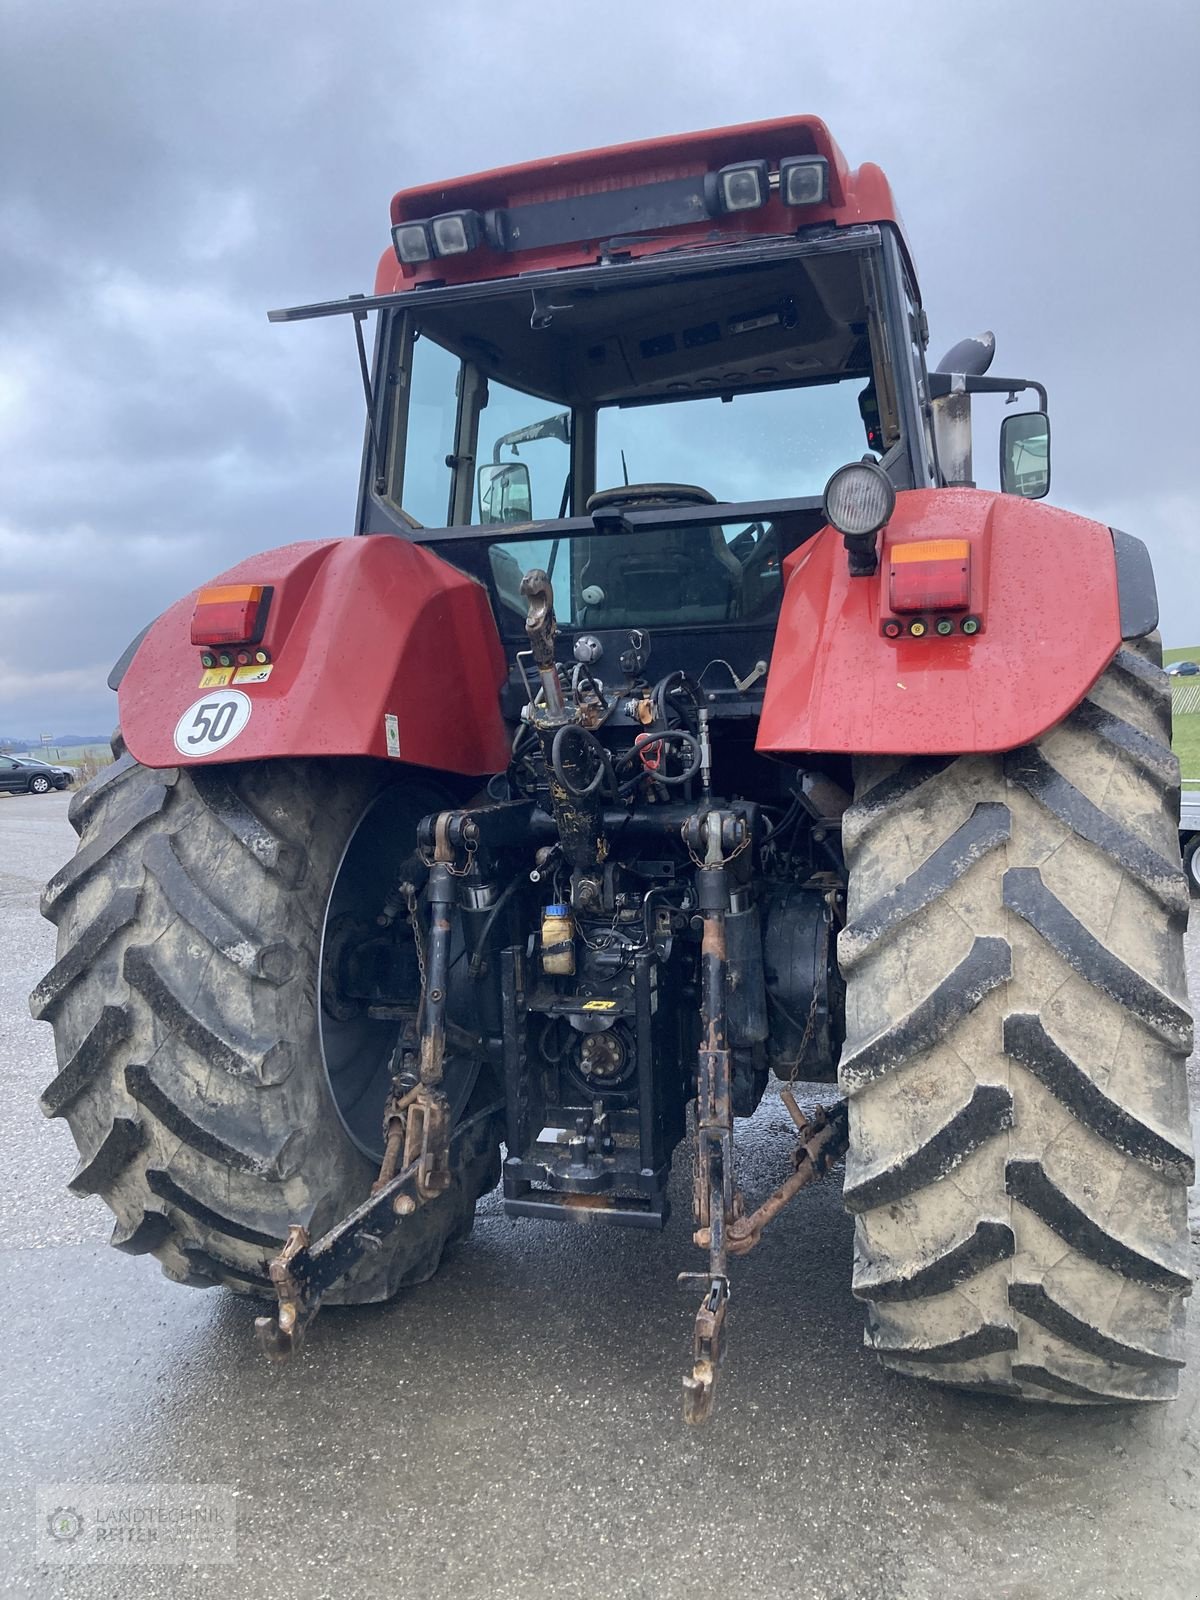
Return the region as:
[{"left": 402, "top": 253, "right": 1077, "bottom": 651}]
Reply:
[
  {"left": 33, "top": 745, "right": 502, "bottom": 1302},
  {"left": 839, "top": 636, "right": 1194, "bottom": 1402}
]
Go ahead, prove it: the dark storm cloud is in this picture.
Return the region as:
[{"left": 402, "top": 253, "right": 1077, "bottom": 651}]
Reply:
[{"left": 1, "top": 0, "right": 1197, "bottom": 733}]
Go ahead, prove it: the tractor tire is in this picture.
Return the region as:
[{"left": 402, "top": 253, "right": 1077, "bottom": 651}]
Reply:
[
  {"left": 33, "top": 743, "right": 503, "bottom": 1303},
  {"left": 838, "top": 635, "right": 1194, "bottom": 1402}
]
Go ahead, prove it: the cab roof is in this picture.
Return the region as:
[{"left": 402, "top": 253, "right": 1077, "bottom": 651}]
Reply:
[{"left": 374, "top": 115, "right": 913, "bottom": 297}]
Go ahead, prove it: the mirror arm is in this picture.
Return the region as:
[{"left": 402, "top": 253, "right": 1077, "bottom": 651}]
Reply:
[{"left": 928, "top": 373, "right": 1048, "bottom": 411}]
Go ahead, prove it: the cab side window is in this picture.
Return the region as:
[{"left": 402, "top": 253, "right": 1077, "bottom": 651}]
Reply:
[{"left": 380, "top": 320, "right": 462, "bottom": 528}]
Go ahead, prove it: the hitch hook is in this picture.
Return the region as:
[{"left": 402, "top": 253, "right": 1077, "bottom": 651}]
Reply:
[
  {"left": 254, "top": 1224, "right": 312, "bottom": 1361},
  {"left": 679, "top": 1272, "right": 730, "bottom": 1424}
]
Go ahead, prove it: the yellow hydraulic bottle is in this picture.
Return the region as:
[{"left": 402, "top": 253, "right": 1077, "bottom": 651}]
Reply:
[{"left": 541, "top": 904, "right": 575, "bottom": 976}]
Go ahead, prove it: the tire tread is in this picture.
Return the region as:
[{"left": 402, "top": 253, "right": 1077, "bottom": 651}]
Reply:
[{"left": 842, "top": 634, "right": 1192, "bottom": 1403}]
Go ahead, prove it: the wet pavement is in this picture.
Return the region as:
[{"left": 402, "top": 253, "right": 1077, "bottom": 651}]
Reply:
[{"left": 1, "top": 790, "right": 1197, "bottom": 1600}]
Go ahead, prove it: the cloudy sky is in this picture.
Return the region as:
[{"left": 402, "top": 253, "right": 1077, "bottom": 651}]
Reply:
[{"left": 2, "top": 0, "right": 1197, "bottom": 735}]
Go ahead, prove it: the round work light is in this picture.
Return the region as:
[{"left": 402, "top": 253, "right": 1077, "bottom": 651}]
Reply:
[{"left": 823, "top": 460, "right": 897, "bottom": 539}]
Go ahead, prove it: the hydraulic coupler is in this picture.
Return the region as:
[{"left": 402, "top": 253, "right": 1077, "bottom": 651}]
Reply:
[{"left": 520, "top": 568, "right": 607, "bottom": 897}]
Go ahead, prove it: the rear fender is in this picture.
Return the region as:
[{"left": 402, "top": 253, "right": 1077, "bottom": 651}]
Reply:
[
  {"left": 119, "top": 536, "right": 511, "bottom": 775},
  {"left": 757, "top": 489, "right": 1131, "bottom": 756}
]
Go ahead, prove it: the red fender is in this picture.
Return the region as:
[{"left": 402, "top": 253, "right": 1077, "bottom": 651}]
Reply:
[
  {"left": 119, "top": 536, "right": 511, "bottom": 775},
  {"left": 756, "top": 489, "right": 1123, "bottom": 756}
]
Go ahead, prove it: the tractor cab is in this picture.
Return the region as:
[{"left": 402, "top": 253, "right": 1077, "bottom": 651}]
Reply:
[
  {"left": 267, "top": 120, "right": 933, "bottom": 627},
  {"left": 349, "top": 219, "right": 930, "bottom": 543},
  {"left": 336, "top": 162, "right": 937, "bottom": 727}
]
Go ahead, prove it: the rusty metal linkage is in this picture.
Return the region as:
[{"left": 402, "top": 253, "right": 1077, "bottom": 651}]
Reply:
[
  {"left": 254, "top": 1089, "right": 511, "bottom": 1362},
  {"left": 373, "top": 1081, "right": 451, "bottom": 1198},
  {"left": 694, "top": 1092, "right": 850, "bottom": 1258},
  {"left": 417, "top": 813, "right": 465, "bottom": 1089},
  {"left": 255, "top": 1223, "right": 310, "bottom": 1360},
  {"left": 519, "top": 567, "right": 566, "bottom": 719},
  {"left": 729, "top": 1093, "right": 847, "bottom": 1254},
  {"left": 679, "top": 808, "right": 738, "bottom": 1425},
  {"left": 255, "top": 811, "right": 476, "bottom": 1362},
  {"left": 255, "top": 1169, "right": 416, "bottom": 1362},
  {"left": 679, "top": 809, "right": 848, "bottom": 1423}
]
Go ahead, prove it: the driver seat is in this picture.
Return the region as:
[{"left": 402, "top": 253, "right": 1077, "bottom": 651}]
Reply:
[{"left": 580, "top": 483, "right": 742, "bottom": 627}]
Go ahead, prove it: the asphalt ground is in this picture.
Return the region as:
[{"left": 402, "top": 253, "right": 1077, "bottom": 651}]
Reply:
[{"left": 1, "top": 790, "right": 1197, "bottom": 1600}]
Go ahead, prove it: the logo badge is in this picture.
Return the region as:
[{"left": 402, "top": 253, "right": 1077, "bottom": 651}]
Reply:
[{"left": 47, "top": 1507, "right": 85, "bottom": 1544}]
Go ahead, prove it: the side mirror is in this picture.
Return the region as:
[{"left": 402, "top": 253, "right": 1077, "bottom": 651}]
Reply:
[
  {"left": 478, "top": 461, "right": 532, "bottom": 525},
  {"left": 1000, "top": 411, "right": 1051, "bottom": 499}
]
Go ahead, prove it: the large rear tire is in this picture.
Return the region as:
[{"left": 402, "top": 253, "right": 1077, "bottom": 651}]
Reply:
[
  {"left": 839, "top": 636, "right": 1194, "bottom": 1402},
  {"left": 33, "top": 745, "right": 503, "bottom": 1302}
]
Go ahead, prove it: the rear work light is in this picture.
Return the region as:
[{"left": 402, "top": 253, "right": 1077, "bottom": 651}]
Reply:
[
  {"left": 888, "top": 539, "right": 972, "bottom": 614},
  {"left": 824, "top": 460, "right": 896, "bottom": 578},
  {"left": 779, "top": 155, "right": 829, "bottom": 206},
  {"left": 393, "top": 209, "right": 485, "bottom": 263},
  {"left": 430, "top": 210, "right": 481, "bottom": 255},
  {"left": 824, "top": 461, "right": 896, "bottom": 538},
  {"left": 392, "top": 221, "right": 433, "bottom": 263},
  {"left": 190, "top": 584, "right": 269, "bottom": 647},
  {"left": 706, "top": 160, "right": 770, "bottom": 215}
]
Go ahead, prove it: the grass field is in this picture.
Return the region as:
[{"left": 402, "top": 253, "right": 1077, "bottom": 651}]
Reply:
[
  {"left": 1166, "top": 644, "right": 1200, "bottom": 785},
  {"left": 1174, "top": 708, "right": 1200, "bottom": 786},
  {"left": 10, "top": 742, "right": 111, "bottom": 767}
]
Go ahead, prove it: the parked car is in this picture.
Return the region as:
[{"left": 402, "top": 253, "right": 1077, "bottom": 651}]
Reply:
[
  {"left": 1167, "top": 660, "right": 1200, "bottom": 675},
  {"left": 1183, "top": 792, "right": 1200, "bottom": 896},
  {"left": 0, "top": 756, "right": 73, "bottom": 794}
]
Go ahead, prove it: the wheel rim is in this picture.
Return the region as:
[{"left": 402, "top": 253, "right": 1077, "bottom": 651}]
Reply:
[
  {"left": 317, "top": 787, "right": 476, "bottom": 1163},
  {"left": 31, "top": 777, "right": 49, "bottom": 792}
]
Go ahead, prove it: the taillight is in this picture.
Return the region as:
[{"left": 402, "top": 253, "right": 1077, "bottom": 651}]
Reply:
[
  {"left": 888, "top": 539, "right": 971, "bottom": 614},
  {"left": 190, "top": 584, "right": 269, "bottom": 647}
]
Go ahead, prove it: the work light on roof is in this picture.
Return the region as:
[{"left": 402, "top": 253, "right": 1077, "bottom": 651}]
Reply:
[
  {"left": 430, "top": 210, "right": 481, "bottom": 256},
  {"left": 780, "top": 155, "right": 829, "bottom": 207},
  {"left": 392, "top": 221, "right": 432, "bottom": 264},
  {"left": 709, "top": 160, "right": 770, "bottom": 215},
  {"left": 394, "top": 210, "right": 485, "bottom": 264}
]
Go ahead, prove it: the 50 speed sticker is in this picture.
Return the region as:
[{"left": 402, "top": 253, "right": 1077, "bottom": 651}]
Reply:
[{"left": 173, "top": 689, "right": 252, "bottom": 756}]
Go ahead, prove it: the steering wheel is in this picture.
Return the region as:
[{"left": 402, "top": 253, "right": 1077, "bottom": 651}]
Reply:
[
  {"left": 725, "top": 521, "right": 767, "bottom": 562},
  {"left": 586, "top": 482, "right": 717, "bottom": 513}
]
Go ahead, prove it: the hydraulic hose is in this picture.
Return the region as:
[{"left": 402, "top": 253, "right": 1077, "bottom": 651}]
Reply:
[
  {"left": 651, "top": 670, "right": 702, "bottom": 730},
  {"left": 550, "top": 722, "right": 619, "bottom": 801}
]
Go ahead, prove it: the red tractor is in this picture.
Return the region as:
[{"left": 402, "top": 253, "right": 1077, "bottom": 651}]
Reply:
[{"left": 35, "top": 118, "right": 1192, "bottom": 1418}]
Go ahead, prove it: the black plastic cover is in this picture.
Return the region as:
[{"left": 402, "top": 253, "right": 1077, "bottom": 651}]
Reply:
[
  {"left": 106, "top": 623, "right": 152, "bottom": 690},
  {"left": 1111, "top": 528, "right": 1159, "bottom": 640}
]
